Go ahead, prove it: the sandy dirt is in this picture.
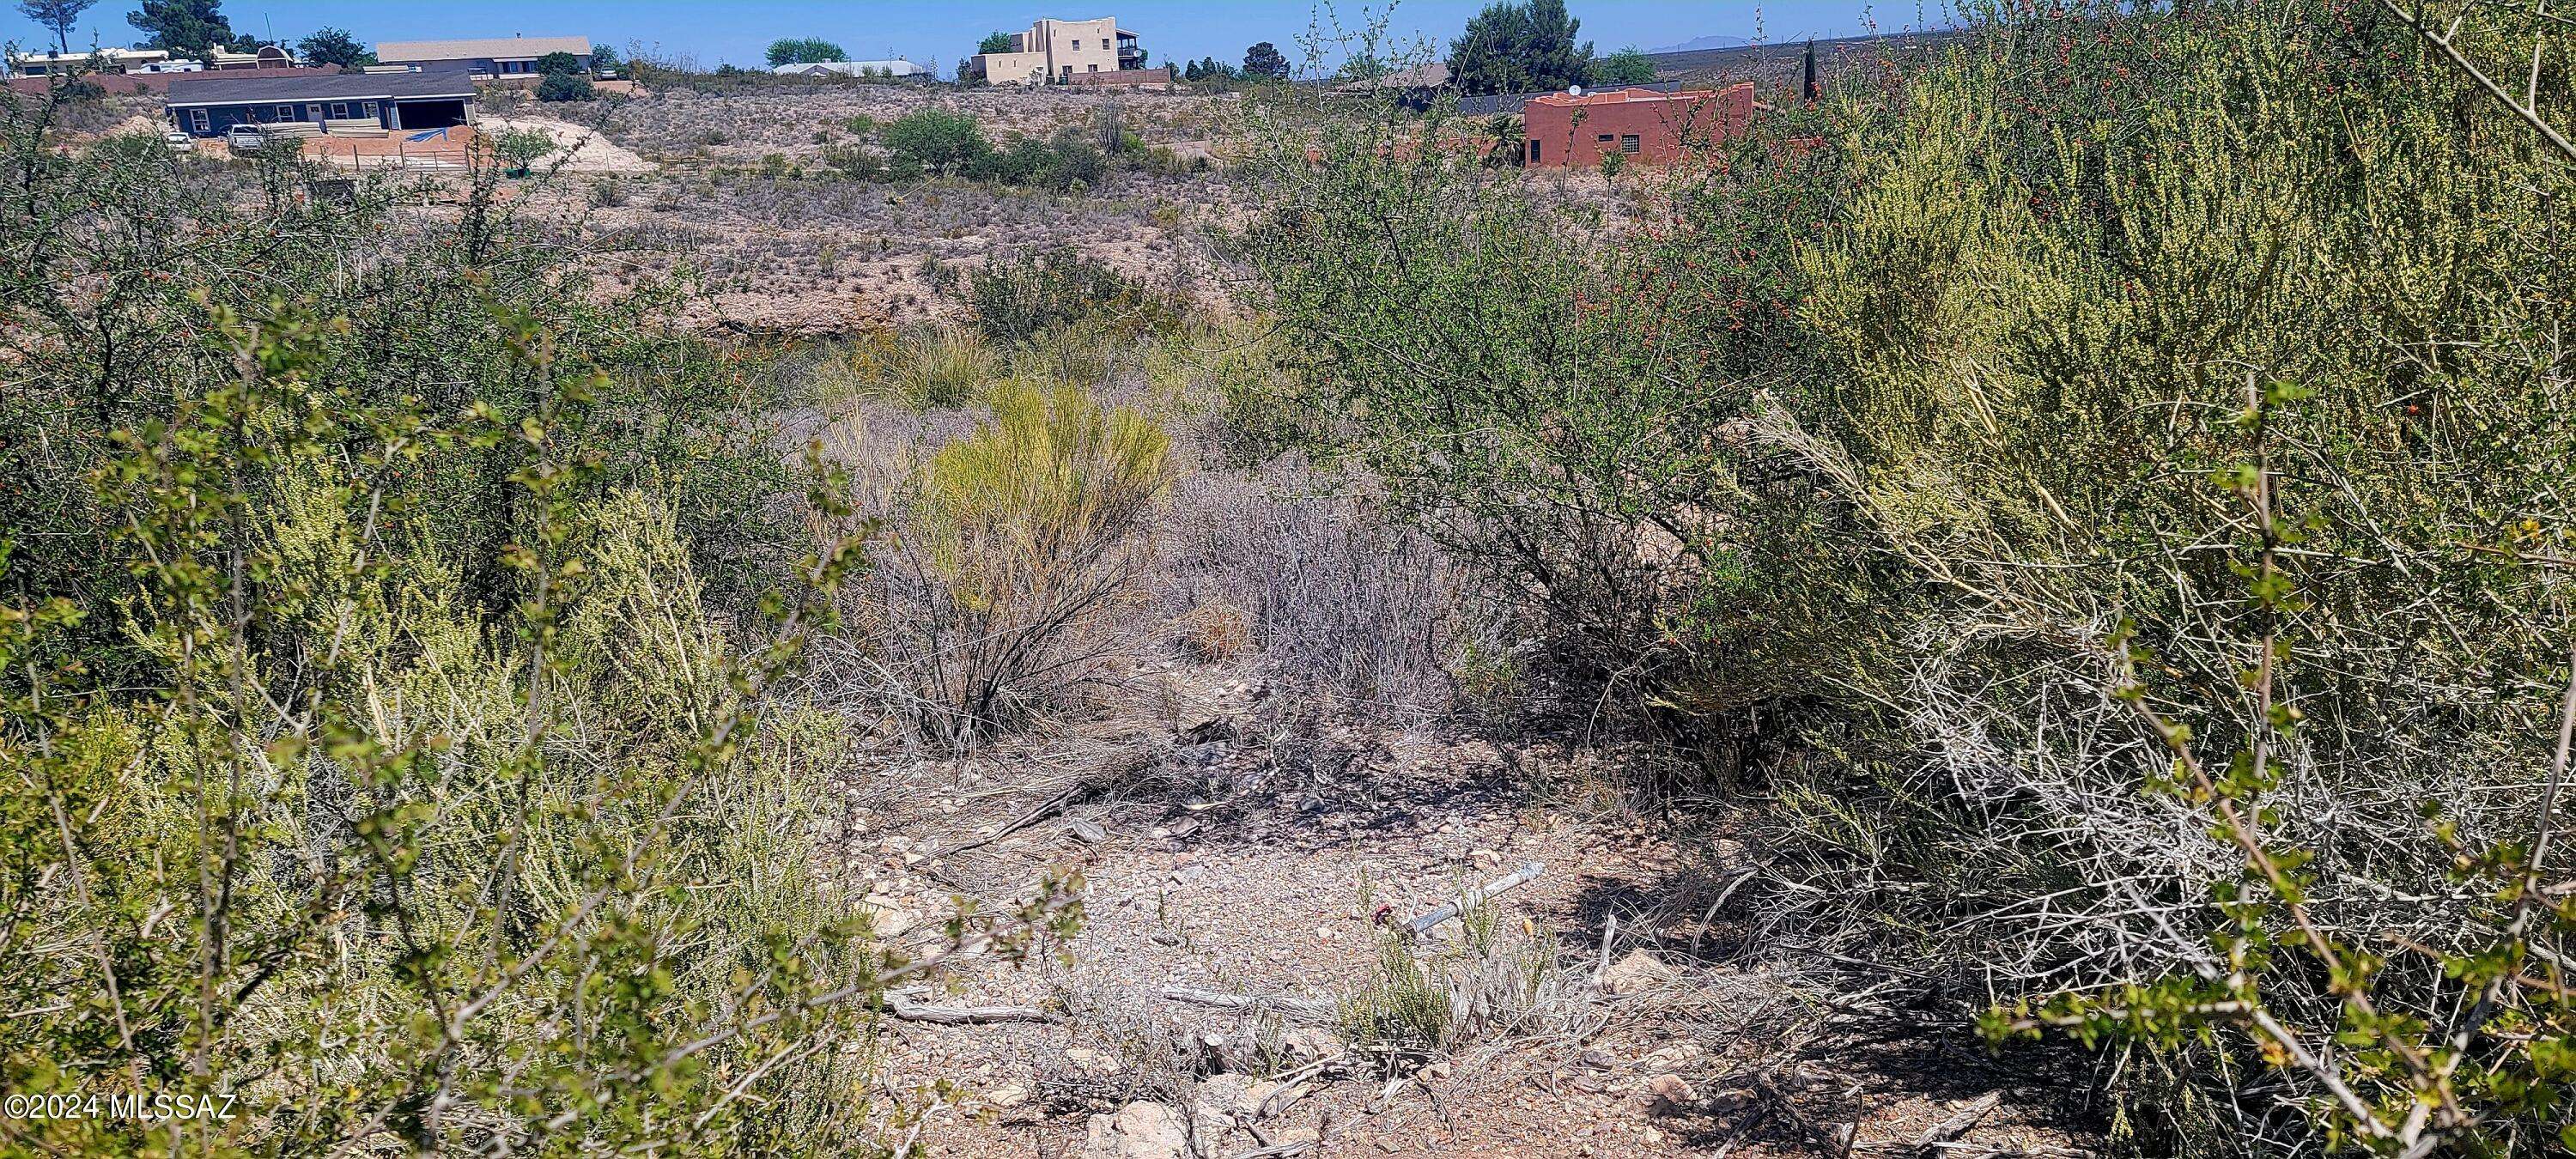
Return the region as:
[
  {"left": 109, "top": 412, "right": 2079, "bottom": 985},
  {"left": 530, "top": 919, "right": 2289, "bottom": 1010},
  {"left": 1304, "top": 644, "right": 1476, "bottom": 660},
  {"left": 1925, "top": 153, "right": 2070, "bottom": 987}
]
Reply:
[
  {"left": 837, "top": 659, "right": 2105, "bottom": 1157},
  {"left": 478, "top": 114, "right": 654, "bottom": 172}
]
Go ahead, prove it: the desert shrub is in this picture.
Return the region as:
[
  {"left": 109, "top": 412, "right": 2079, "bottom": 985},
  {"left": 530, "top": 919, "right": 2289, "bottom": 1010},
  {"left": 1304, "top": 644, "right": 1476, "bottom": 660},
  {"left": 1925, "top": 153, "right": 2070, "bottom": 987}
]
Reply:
[
  {"left": 1165, "top": 454, "right": 1482, "bottom": 722},
  {"left": 0, "top": 84, "right": 1096, "bottom": 1154},
  {"left": 962, "top": 246, "right": 1173, "bottom": 345},
  {"left": 1175, "top": 600, "right": 1251, "bottom": 661},
  {"left": 0, "top": 298, "right": 894, "bottom": 1156},
  {"left": 1237, "top": 96, "right": 1814, "bottom": 707},
  {"left": 1245, "top": 0, "right": 2576, "bottom": 1150},
  {"left": 984, "top": 130, "right": 1107, "bottom": 191},
  {"left": 848, "top": 380, "right": 1173, "bottom": 744},
  {"left": 1173, "top": 318, "right": 1337, "bottom": 464}
]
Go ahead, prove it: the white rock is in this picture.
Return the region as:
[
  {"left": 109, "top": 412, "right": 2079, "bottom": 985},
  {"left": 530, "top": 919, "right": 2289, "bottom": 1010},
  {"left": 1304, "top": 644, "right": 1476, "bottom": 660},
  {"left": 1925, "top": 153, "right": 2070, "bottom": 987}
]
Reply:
[
  {"left": 1278, "top": 1027, "right": 1346, "bottom": 1064},
  {"left": 1081, "top": 1101, "right": 1188, "bottom": 1159},
  {"left": 1598, "top": 949, "right": 1675, "bottom": 995},
  {"left": 1066, "top": 1046, "right": 1124, "bottom": 1077},
  {"left": 859, "top": 894, "right": 918, "bottom": 938},
  {"left": 1638, "top": 1041, "right": 1705, "bottom": 1071}
]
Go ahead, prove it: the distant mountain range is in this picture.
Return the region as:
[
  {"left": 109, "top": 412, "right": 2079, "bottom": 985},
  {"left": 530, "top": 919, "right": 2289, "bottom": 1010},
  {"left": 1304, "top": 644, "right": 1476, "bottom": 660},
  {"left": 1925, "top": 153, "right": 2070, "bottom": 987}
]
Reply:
[{"left": 1647, "top": 34, "right": 1753, "bottom": 53}]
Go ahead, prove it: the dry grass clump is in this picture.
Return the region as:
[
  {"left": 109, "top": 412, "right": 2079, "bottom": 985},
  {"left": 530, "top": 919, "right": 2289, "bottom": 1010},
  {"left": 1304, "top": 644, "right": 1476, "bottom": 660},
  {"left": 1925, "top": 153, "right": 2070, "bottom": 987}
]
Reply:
[
  {"left": 804, "top": 325, "right": 1009, "bottom": 412},
  {"left": 886, "top": 323, "right": 1002, "bottom": 409},
  {"left": 1175, "top": 601, "right": 1251, "bottom": 661},
  {"left": 1338, "top": 904, "right": 1586, "bottom": 1071},
  {"left": 1163, "top": 454, "right": 1492, "bottom": 725}
]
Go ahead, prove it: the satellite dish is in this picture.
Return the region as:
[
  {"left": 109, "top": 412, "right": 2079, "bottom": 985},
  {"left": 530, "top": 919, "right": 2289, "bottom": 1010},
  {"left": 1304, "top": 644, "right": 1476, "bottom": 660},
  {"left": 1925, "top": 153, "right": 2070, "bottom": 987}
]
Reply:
[{"left": 1567, "top": 84, "right": 1583, "bottom": 96}]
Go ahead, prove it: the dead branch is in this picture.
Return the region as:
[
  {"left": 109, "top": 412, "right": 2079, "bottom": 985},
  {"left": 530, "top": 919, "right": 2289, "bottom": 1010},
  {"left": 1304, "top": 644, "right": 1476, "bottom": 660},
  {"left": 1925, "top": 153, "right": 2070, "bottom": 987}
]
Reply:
[
  {"left": 884, "top": 988, "right": 1055, "bottom": 1025},
  {"left": 1405, "top": 861, "right": 1545, "bottom": 937},
  {"left": 1913, "top": 1091, "right": 2001, "bottom": 1152},
  {"left": 1158, "top": 986, "right": 1335, "bottom": 1021}
]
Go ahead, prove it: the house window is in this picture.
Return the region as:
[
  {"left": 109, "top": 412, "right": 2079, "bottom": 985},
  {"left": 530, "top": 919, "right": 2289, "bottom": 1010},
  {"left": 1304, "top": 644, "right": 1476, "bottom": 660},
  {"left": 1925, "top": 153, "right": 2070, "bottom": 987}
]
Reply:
[
  {"left": 1619, "top": 134, "right": 1641, "bottom": 155},
  {"left": 1527, "top": 140, "right": 1540, "bottom": 164},
  {"left": 1597, "top": 133, "right": 1613, "bottom": 144},
  {"left": 276, "top": 104, "right": 295, "bottom": 118},
  {"left": 1088, "top": 64, "right": 1098, "bottom": 71},
  {"left": 329, "top": 102, "right": 349, "bottom": 118},
  {"left": 190, "top": 108, "right": 210, "bottom": 131},
  {"left": 362, "top": 101, "right": 379, "bottom": 118}
]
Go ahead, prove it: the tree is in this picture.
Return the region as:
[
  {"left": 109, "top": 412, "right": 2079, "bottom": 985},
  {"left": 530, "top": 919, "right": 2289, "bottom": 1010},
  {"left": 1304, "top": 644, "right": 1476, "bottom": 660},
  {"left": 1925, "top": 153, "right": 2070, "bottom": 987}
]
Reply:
[
  {"left": 1242, "top": 40, "right": 1288, "bottom": 80},
  {"left": 532, "top": 50, "right": 581, "bottom": 76},
  {"left": 588, "top": 43, "right": 621, "bottom": 73},
  {"left": 1592, "top": 45, "right": 1654, "bottom": 85},
  {"left": 535, "top": 70, "right": 594, "bottom": 101},
  {"left": 978, "top": 31, "right": 1014, "bottom": 55},
  {"left": 125, "top": 0, "right": 232, "bottom": 57},
  {"left": 765, "top": 37, "right": 846, "bottom": 66},
  {"left": 295, "top": 26, "right": 372, "bottom": 69},
  {"left": 16, "top": 0, "right": 97, "bottom": 54},
  {"left": 1448, "top": 0, "right": 1595, "bottom": 94}
]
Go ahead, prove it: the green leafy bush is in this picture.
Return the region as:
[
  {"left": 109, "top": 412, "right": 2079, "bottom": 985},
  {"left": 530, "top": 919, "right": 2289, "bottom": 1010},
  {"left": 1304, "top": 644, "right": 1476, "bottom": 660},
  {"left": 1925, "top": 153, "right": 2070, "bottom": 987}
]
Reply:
[
  {"left": 881, "top": 106, "right": 991, "bottom": 177},
  {"left": 535, "top": 70, "right": 595, "bottom": 101}
]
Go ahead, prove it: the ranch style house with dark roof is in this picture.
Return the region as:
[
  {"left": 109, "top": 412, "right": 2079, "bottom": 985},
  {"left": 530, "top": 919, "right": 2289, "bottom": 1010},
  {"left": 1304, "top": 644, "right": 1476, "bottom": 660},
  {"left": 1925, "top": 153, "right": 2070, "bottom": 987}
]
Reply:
[{"left": 164, "top": 72, "right": 477, "bottom": 137}]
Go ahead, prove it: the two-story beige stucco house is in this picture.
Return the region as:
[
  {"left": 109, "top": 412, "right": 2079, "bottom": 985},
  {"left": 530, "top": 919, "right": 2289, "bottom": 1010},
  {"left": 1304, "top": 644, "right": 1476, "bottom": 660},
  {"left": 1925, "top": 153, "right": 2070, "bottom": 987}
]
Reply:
[{"left": 966, "top": 16, "right": 1141, "bottom": 85}]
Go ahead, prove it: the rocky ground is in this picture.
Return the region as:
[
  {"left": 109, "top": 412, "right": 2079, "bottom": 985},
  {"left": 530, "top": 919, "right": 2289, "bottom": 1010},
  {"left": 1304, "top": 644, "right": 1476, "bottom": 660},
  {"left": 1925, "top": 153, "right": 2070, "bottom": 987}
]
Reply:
[
  {"left": 485, "top": 83, "right": 1241, "bottom": 337},
  {"left": 833, "top": 658, "right": 2108, "bottom": 1158}
]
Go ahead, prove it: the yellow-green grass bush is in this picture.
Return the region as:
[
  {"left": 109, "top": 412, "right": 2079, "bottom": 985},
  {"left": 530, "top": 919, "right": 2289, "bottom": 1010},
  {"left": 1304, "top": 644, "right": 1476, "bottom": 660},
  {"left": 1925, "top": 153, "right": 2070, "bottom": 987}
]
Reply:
[{"left": 854, "top": 379, "right": 1174, "bottom": 743}]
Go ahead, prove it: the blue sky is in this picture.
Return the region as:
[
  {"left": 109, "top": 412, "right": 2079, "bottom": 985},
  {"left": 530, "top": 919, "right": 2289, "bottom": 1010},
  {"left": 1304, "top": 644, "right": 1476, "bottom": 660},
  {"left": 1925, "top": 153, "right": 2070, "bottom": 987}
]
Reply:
[{"left": 4, "top": 0, "right": 1926, "bottom": 71}]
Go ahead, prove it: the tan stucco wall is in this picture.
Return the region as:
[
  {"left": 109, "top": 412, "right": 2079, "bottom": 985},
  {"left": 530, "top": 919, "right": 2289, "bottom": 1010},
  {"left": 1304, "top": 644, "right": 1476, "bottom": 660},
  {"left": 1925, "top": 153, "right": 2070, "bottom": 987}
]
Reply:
[{"left": 973, "top": 15, "right": 1129, "bottom": 85}]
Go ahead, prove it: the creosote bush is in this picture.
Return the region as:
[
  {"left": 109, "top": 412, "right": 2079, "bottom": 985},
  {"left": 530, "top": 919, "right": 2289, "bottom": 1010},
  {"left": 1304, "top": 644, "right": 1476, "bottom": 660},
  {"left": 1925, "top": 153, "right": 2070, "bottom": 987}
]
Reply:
[
  {"left": 962, "top": 246, "right": 1176, "bottom": 346},
  {"left": 1242, "top": 0, "right": 2576, "bottom": 1150}
]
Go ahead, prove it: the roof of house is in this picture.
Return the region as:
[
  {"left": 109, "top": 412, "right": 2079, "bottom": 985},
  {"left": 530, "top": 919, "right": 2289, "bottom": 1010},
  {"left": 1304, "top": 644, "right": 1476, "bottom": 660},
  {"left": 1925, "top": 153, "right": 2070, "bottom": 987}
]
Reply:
[
  {"left": 1528, "top": 85, "right": 1725, "bottom": 109},
  {"left": 374, "top": 35, "right": 592, "bottom": 63},
  {"left": 164, "top": 71, "right": 477, "bottom": 106},
  {"left": 7, "top": 46, "right": 170, "bottom": 64},
  {"left": 1455, "top": 80, "right": 1687, "bottom": 117},
  {"left": 1336, "top": 61, "right": 1449, "bottom": 90},
  {"left": 773, "top": 59, "right": 930, "bottom": 76}
]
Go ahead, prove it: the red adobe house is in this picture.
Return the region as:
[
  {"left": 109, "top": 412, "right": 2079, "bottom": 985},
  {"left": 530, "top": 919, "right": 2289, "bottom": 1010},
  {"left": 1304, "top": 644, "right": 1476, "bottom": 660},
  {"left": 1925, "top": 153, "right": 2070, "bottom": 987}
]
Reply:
[{"left": 1521, "top": 82, "right": 1756, "bottom": 168}]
